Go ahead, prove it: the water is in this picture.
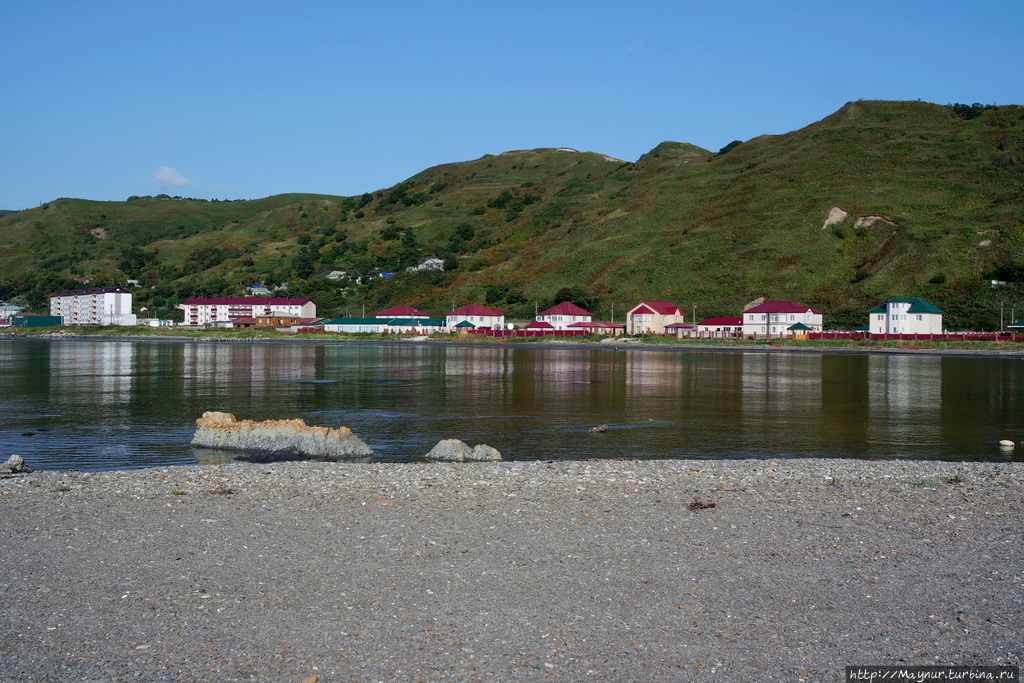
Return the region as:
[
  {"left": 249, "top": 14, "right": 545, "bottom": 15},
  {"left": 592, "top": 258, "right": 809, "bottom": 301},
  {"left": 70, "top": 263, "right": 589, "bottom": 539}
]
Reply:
[{"left": 2, "top": 338, "right": 1022, "bottom": 471}]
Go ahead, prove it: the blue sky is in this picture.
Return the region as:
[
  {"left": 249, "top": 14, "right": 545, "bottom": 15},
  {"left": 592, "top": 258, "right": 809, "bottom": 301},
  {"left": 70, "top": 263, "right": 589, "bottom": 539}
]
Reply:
[{"left": 3, "top": 0, "right": 1022, "bottom": 210}]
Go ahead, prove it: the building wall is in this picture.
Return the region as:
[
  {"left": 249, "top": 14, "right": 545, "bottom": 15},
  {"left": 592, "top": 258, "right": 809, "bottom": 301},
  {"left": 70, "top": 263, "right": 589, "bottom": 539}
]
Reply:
[{"left": 536, "top": 313, "right": 591, "bottom": 330}]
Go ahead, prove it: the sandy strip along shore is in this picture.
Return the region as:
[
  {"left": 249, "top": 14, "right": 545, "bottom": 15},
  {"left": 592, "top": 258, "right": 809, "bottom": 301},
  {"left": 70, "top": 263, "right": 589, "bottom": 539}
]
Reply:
[{"left": 1, "top": 458, "right": 1021, "bottom": 682}]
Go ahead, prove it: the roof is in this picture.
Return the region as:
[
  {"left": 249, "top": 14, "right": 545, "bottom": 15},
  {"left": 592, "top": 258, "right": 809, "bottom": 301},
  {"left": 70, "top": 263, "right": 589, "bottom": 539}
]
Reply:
[
  {"left": 788, "top": 322, "right": 812, "bottom": 330},
  {"left": 320, "top": 318, "right": 384, "bottom": 325},
  {"left": 449, "top": 304, "right": 504, "bottom": 317},
  {"left": 665, "top": 323, "right": 694, "bottom": 329},
  {"left": 628, "top": 300, "right": 681, "bottom": 315},
  {"left": 538, "top": 302, "right": 592, "bottom": 317},
  {"left": 525, "top": 321, "right": 555, "bottom": 329},
  {"left": 866, "top": 298, "right": 944, "bottom": 315},
  {"left": 454, "top": 320, "right": 476, "bottom": 327},
  {"left": 697, "top": 317, "right": 743, "bottom": 326},
  {"left": 52, "top": 286, "right": 131, "bottom": 297},
  {"left": 180, "top": 296, "right": 312, "bottom": 306},
  {"left": 744, "top": 300, "right": 823, "bottom": 315},
  {"left": 384, "top": 318, "right": 446, "bottom": 327},
  {"left": 376, "top": 305, "right": 430, "bottom": 317}
]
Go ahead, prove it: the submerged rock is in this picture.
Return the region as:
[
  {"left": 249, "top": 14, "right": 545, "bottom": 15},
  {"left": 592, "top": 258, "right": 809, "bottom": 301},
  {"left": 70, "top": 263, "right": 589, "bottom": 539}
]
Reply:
[
  {"left": 0, "top": 454, "right": 33, "bottom": 474},
  {"left": 425, "top": 439, "right": 502, "bottom": 462},
  {"left": 190, "top": 412, "right": 374, "bottom": 461}
]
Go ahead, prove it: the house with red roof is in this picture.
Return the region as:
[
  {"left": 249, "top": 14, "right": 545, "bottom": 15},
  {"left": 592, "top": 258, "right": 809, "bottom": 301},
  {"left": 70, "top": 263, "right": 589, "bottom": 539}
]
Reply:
[
  {"left": 446, "top": 304, "right": 505, "bottom": 330},
  {"left": 741, "top": 301, "right": 823, "bottom": 338},
  {"left": 535, "top": 302, "right": 593, "bottom": 330},
  {"left": 567, "top": 321, "right": 625, "bottom": 336},
  {"left": 695, "top": 317, "right": 744, "bottom": 339},
  {"left": 625, "top": 301, "right": 684, "bottom": 335},
  {"left": 178, "top": 296, "right": 316, "bottom": 327},
  {"left": 376, "top": 305, "right": 431, "bottom": 319}
]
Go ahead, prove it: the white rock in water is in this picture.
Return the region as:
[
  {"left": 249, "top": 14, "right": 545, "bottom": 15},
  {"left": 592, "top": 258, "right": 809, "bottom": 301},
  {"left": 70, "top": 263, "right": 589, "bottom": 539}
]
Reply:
[
  {"left": 0, "top": 454, "right": 33, "bottom": 474},
  {"left": 425, "top": 439, "right": 501, "bottom": 462},
  {"left": 425, "top": 439, "right": 473, "bottom": 462},
  {"left": 467, "top": 444, "right": 502, "bottom": 462},
  {"left": 190, "top": 411, "right": 373, "bottom": 461},
  {"left": 999, "top": 440, "right": 1015, "bottom": 448}
]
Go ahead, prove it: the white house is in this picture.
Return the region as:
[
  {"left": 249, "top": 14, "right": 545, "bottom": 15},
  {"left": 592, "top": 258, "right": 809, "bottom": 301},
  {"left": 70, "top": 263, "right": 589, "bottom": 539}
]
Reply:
[
  {"left": 49, "top": 286, "right": 136, "bottom": 326},
  {"left": 446, "top": 304, "right": 505, "bottom": 330},
  {"left": 868, "top": 298, "right": 944, "bottom": 335},
  {"left": 535, "top": 302, "right": 592, "bottom": 330},
  {"left": 625, "top": 301, "right": 684, "bottom": 335},
  {"left": 742, "top": 301, "right": 823, "bottom": 338},
  {"left": 415, "top": 257, "right": 445, "bottom": 271},
  {"left": 177, "top": 297, "right": 316, "bottom": 326},
  {"left": 0, "top": 304, "right": 24, "bottom": 320}
]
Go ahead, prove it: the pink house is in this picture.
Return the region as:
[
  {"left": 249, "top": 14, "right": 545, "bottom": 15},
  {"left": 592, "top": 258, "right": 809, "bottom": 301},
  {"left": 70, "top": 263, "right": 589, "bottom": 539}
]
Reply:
[{"left": 625, "top": 300, "right": 684, "bottom": 335}]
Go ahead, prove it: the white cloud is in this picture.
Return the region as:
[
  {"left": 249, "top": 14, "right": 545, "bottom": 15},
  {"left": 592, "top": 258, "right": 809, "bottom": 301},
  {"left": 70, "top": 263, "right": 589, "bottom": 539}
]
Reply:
[{"left": 154, "top": 166, "right": 196, "bottom": 190}]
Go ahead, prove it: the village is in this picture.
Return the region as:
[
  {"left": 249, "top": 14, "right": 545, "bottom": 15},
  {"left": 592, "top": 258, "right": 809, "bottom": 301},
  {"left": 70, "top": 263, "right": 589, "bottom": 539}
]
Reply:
[{"left": 2, "top": 285, "right": 1010, "bottom": 342}]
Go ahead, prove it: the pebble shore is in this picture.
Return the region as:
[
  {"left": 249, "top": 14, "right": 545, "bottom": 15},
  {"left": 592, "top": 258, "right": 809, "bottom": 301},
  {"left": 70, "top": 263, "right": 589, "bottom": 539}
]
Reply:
[{"left": 1, "top": 458, "right": 1021, "bottom": 682}]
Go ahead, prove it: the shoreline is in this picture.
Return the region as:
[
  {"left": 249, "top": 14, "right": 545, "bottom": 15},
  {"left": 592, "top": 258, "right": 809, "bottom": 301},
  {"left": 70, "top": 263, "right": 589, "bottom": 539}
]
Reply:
[
  {"left": 2, "top": 458, "right": 1021, "bottom": 681},
  {"left": 5, "top": 330, "right": 1024, "bottom": 358}
]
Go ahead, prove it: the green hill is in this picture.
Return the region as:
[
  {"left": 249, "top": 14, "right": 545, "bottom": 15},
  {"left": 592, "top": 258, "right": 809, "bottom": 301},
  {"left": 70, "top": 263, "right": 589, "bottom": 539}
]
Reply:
[{"left": 1, "top": 100, "right": 1022, "bottom": 329}]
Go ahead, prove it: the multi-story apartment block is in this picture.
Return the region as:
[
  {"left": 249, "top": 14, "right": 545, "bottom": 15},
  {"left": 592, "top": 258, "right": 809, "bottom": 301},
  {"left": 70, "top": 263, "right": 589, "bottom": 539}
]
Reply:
[
  {"left": 177, "top": 297, "right": 316, "bottom": 326},
  {"left": 50, "top": 287, "right": 136, "bottom": 326}
]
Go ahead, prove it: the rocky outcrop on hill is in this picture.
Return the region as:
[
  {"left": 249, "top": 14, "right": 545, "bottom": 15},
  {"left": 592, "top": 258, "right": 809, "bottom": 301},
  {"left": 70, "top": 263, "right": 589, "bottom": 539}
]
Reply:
[
  {"left": 424, "top": 439, "right": 502, "bottom": 462},
  {"left": 190, "top": 412, "right": 374, "bottom": 461}
]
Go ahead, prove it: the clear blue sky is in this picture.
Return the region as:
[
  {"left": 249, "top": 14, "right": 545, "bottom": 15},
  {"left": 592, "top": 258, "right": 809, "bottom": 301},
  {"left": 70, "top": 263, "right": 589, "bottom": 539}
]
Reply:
[{"left": 3, "top": 0, "right": 1021, "bottom": 210}]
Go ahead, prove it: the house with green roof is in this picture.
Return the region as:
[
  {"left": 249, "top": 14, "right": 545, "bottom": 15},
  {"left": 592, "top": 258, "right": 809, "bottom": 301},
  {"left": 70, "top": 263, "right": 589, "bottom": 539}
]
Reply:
[{"left": 867, "top": 298, "right": 944, "bottom": 335}]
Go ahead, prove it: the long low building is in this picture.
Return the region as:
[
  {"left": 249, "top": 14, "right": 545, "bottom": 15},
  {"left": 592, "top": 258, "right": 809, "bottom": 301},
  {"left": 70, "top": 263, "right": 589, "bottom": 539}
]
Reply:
[{"left": 320, "top": 317, "right": 448, "bottom": 334}]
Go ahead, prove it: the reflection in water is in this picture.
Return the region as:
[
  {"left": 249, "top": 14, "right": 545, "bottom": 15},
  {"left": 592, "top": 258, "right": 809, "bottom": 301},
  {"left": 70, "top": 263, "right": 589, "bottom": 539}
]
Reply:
[{"left": 1, "top": 339, "right": 1022, "bottom": 470}]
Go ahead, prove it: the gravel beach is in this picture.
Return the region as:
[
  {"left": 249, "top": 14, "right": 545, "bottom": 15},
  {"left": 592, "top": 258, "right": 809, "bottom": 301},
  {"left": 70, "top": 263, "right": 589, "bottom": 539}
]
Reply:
[{"left": 1, "top": 458, "right": 1021, "bottom": 682}]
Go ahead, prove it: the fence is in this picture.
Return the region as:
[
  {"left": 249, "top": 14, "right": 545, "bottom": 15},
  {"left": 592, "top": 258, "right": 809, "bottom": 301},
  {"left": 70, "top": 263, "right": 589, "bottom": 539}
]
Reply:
[
  {"left": 469, "top": 328, "right": 592, "bottom": 338},
  {"left": 808, "top": 332, "right": 1018, "bottom": 342}
]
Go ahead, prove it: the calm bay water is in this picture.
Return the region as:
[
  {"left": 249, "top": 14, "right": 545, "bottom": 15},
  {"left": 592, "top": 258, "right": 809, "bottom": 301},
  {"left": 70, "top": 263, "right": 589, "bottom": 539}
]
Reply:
[{"left": 2, "top": 338, "right": 1022, "bottom": 471}]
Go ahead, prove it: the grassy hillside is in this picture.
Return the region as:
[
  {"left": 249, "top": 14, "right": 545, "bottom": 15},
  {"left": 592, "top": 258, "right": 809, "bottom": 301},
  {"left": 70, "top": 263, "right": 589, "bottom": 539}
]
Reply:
[{"left": 1, "top": 100, "right": 1022, "bottom": 329}]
